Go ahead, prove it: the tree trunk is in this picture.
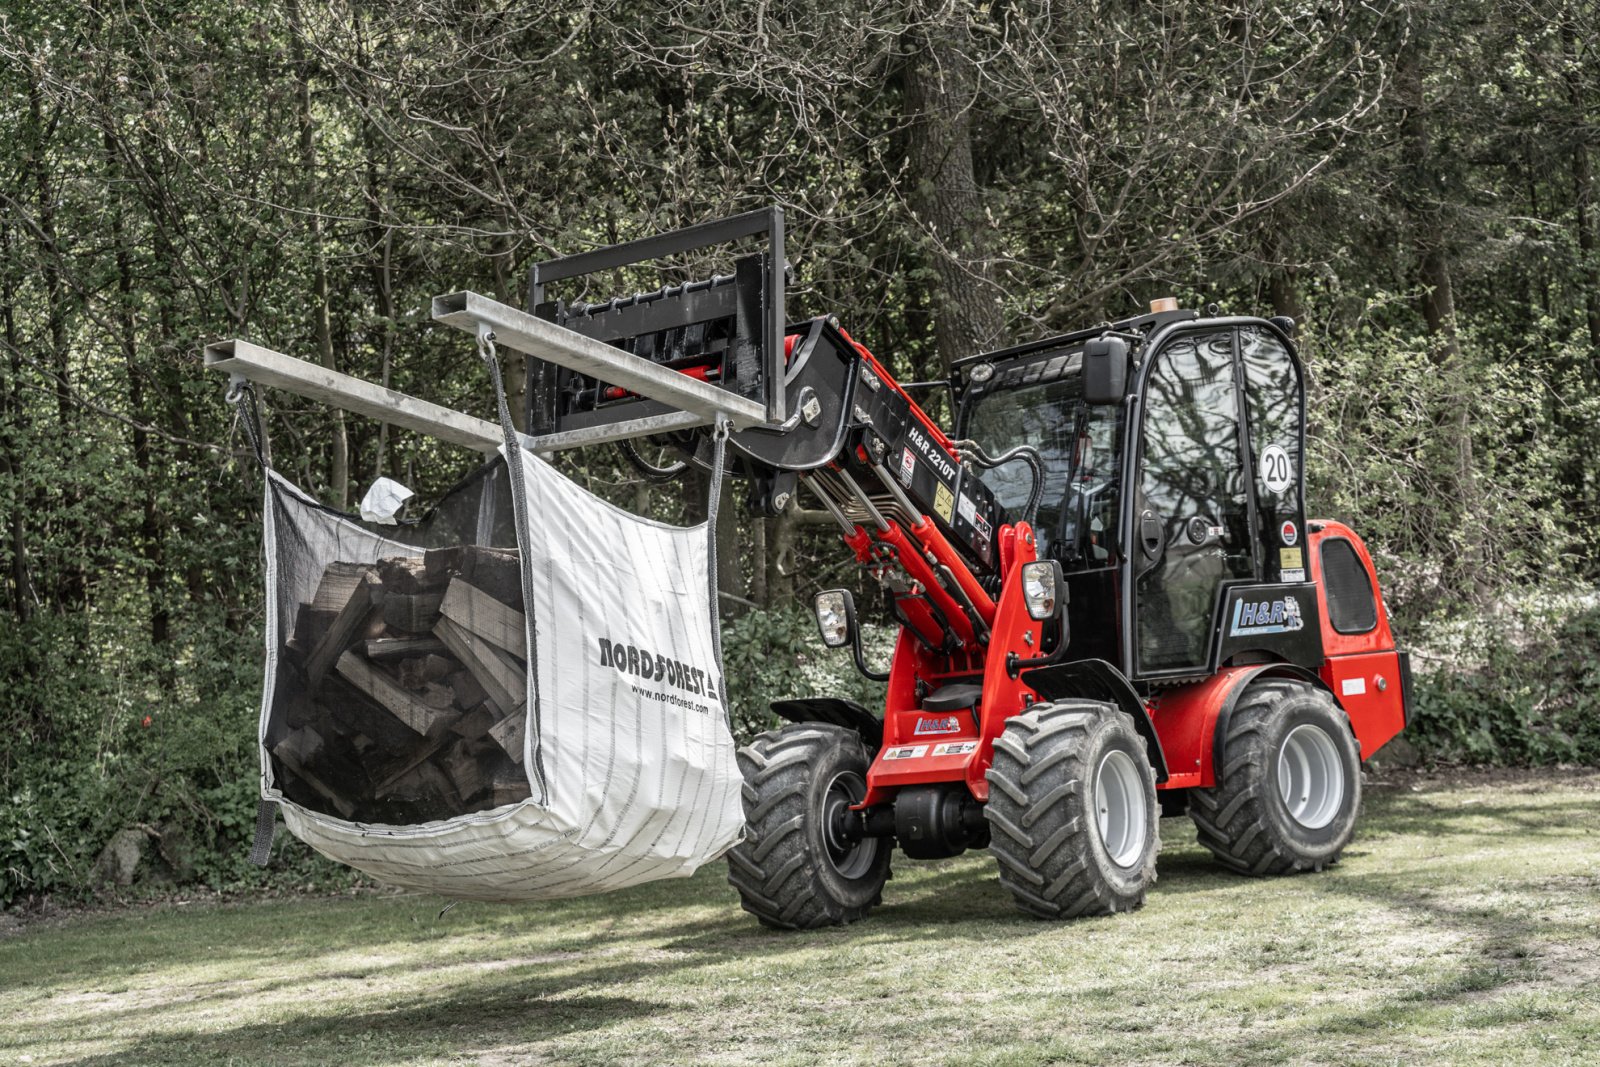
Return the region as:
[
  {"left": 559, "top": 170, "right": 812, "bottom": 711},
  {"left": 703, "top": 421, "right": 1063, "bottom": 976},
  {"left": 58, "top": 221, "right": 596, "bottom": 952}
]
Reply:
[
  {"left": 357, "top": 17, "right": 396, "bottom": 481},
  {"left": 1399, "top": 35, "right": 1484, "bottom": 598},
  {"left": 750, "top": 514, "right": 769, "bottom": 608},
  {"left": 104, "top": 125, "right": 169, "bottom": 648},
  {"left": 1563, "top": 21, "right": 1600, "bottom": 356},
  {"left": 288, "top": 0, "right": 350, "bottom": 509},
  {"left": 765, "top": 511, "right": 796, "bottom": 608},
  {"left": 0, "top": 221, "right": 31, "bottom": 623},
  {"left": 27, "top": 82, "right": 86, "bottom": 614},
  {"left": 902, "top": 11, "right": 1005, "bottom": 373}
]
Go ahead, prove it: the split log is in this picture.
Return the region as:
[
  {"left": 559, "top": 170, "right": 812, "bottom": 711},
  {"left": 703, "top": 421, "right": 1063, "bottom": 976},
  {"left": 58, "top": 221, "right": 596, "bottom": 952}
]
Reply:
[
  {"left": 311, "top": 561, "right": 374, "bottom": 612},
  {"left": 487, "top": 711, "right": 527, "bottom": 763},
  {"left": 379, "top": 760, "right": 457, "bottom": 813},
  {"left": 335, "top": 651, "right": 456, "bottom": 736},
  {"left": 272, "top": 727, "right": 356, "bottom": 818},
  {"left": 375, "top": 556, "right": 436, "bottom": 595},
  {"left": 319, "top": 675, "right": 421, "bottom": 753},
  {"left": 394, "top": 654, "right": 455, "bottom": 690},
  {"left": 383, "top": 591, "right": 445, "bottom": 634},
  {"left": 418, "top": 683, "right": 455, "bottom": 710},
  {"left": 365, "top": 636, "right": 448, "bottom": 661},
  {"left": 444, "top": 669, "right": 488, "bottom": 711},
  {"left": 450, "top": 704, "right": 498, "bottom": 742},
  {"left": 442, "top": 742, "right": 493, "bottom": 802},
  {"left": 372, "top": 727, "right": 457, "bottom": 796},
  {"left": 440, "top": 578, "right": 526, "bottom": 659},
  {"left": 434, "top": 615, "right": 525, "bottom": 715},
  {"left": 305, "top": 570, "right": 380, "bottom": 687},
  {"left": 289, "top": 605, "right": 336, "bottom": 653},
  {"left": 424, "top": 545, "right": 521, "bottom": 606},
  {"left": 490, "top": 772, "right": 533, "bottom": 807}
]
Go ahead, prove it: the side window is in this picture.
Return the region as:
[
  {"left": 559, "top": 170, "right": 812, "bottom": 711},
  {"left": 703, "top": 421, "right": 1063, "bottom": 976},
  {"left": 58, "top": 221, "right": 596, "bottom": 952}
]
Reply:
[
  {"left": 1241, "top": 328, "right": 1305, "bottom": 580},
  {"left": 1058, "top": 404, "right": 1123, "bottom": 568},
  {"left": 1321, "top": 538, "right": 1378, "bottom": 633}
]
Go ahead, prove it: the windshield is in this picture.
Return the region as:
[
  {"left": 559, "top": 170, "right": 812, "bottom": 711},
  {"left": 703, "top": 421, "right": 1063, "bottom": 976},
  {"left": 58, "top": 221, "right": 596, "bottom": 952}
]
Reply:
[{"left": 963, "top": 361, "right": 1123, "bottom": 566}]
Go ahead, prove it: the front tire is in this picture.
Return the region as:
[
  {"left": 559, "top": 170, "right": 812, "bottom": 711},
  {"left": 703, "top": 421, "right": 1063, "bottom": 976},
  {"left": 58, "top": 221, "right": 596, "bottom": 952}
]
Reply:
[
  {"left": 726, "top": 723, "right": 890, "bottom": 929},
  {"left": 985, "top": 701, "right": 1159, "bottom": 919},
  {"left": 1188, "top": 678, "right": 1361, "bottom": 875}
]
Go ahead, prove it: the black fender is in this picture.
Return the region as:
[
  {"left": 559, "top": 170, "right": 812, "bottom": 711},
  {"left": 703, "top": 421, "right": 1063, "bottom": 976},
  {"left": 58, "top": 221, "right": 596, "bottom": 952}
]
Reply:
[
  {"left": 1022, "top": 658, "right": 1169, "bottom": 783},
  {"left": 770, "top": 697, "right": 884, "bottom": 751},
  {"left": 1210, "top": 663, "right": 1346, "bottom": 788}
]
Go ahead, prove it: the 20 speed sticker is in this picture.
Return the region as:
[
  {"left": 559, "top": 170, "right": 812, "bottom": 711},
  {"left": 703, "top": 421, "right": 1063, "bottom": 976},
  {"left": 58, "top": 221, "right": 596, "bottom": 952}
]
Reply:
[
  {"left": 882, "top": 745, "right": 928, "bottom": 760},
  {"left": 1260, "top": 443, "right": 1294, "bottom": 494},
  {"left": 931, "top": 741, "right": 978, "bottom": 757}
]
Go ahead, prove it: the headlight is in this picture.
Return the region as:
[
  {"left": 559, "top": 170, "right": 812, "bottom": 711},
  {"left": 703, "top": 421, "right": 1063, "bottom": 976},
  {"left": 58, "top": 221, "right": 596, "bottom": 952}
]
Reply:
[
  {"left": 814, "top": 590, "right": 853, "bottom": 648},
  {"left": 1020, "top": 560, "right": 1063, "bottom": 621},
  {"left": 968, "top": 362, "right": 996, "bottom": 384}
]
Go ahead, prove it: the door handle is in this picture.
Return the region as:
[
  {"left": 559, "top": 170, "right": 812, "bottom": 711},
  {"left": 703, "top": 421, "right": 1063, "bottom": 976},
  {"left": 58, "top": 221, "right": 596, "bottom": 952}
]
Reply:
[{"left": 1140, "top": 509, "right": 1163, "bottom": 559}]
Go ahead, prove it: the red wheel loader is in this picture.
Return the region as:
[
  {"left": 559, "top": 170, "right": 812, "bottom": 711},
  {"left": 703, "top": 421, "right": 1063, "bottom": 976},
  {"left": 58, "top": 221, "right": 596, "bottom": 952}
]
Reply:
[{"left": 516, "top": 209, "right": 1411, "bottom": 926}]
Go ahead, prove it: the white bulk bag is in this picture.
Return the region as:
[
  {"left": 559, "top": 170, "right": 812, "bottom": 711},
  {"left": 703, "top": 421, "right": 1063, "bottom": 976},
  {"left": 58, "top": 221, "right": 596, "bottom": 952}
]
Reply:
[{"left": 256, "top": 445, "right": 743, "bottom": 901}]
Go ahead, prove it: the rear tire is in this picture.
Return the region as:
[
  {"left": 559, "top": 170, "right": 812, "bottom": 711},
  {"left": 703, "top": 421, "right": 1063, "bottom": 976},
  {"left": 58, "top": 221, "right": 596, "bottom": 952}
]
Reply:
[
  {"left": 1188, "top": 679, "right": 1361, "bottom": 875},
  {"left": 726, "top": 723, "right": 890, "bottom": 929},
  {"left": 985, "top": 701, "right": 1159, "bottom": 919}
]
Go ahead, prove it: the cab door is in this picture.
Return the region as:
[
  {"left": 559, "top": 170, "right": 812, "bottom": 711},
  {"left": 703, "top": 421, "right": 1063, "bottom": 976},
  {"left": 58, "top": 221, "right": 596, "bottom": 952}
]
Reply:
[{"left": 1131, "top": 329, "right": 1256, "bottom": 677}]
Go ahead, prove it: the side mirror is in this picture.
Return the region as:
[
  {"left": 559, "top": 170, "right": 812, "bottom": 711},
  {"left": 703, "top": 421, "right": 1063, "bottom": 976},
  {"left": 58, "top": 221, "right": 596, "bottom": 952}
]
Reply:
[
  {"left": 1082, "top": 337, "right": 1129, "bottom": 405},
  {"left": 1019, "top": 560, "right": 1066, "bottom": 621},
  {"left": 814, "top": 589, "right": 856, "bottom": 648},
  {"left": 814, "top": 589, "right": 890, "bottom": 682},
  {"left": 1008, "top": 559, "right": 1071, "bottom": 678}
]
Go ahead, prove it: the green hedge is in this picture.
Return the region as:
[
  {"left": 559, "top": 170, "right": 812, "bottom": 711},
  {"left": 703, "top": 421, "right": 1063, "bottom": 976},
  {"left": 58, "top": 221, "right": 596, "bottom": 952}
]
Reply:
[{"left": 1406, "top": 600, "right": 1600, "bottom": 764}]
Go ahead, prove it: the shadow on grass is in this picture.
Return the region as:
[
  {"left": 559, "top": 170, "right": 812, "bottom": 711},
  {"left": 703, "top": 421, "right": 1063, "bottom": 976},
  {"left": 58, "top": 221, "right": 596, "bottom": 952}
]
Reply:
[{"left": 47, "top": 988, "right": 659, "bottom": 1067}]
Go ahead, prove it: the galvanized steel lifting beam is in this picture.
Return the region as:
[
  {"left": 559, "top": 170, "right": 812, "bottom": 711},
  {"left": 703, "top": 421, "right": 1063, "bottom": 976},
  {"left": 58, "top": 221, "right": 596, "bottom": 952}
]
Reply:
[
  {"left": 206, "top": 293, "right": 774, "bottom": 454},
  {"left": 203, "top": 339, "right": 513, "bottom": 453},
  {"left": 429, "top": 290, "right": 770, "bottom": 441}
]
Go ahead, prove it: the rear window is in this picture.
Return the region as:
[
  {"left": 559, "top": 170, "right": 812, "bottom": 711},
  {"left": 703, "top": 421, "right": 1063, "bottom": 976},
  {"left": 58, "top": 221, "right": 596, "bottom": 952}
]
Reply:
[{"left": 1321, "top": 538, "right": 1378, "bottom": 633}]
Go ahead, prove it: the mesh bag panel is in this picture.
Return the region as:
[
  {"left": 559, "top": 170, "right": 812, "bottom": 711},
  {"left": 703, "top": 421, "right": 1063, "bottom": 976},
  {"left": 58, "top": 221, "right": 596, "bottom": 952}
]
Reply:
[{"left": 262, "top": 461, "right": 528, "bottom": 824}]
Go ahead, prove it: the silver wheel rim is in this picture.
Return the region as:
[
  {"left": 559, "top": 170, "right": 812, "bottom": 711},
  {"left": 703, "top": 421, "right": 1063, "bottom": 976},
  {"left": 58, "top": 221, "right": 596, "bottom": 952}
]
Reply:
[
  {"left": 1277, "top": 723, "right": 1345, "bottom": 830},
  {"left": 1095, "top": 750, "right": 1149, "bottom": 868}
]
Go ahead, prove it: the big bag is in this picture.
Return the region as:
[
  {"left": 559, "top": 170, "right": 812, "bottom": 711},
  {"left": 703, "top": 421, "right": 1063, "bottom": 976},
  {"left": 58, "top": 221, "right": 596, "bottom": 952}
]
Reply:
[{"left": 252, "top": 426, "right": 743, "bottom": 902}]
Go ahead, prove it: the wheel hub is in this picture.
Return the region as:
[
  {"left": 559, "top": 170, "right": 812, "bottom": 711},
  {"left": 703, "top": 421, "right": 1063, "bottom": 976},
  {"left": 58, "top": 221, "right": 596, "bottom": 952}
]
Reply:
[
  {"left": 821, "top": 770, "right": 879, "bottom": 878},
  {"left": 1277, "top": 723, "right": 1345, "bottom": 829},
  {"left": 1094, "top": 749, "right": 1149, "bottom": 868}
]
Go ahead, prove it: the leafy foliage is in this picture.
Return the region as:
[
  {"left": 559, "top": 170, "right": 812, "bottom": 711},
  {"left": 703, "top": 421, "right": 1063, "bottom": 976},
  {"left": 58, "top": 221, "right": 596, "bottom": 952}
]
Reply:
[
  {"left": 1408, "top": 598, "right": 1600, "bottom": 764},
  {"left": 719, "top": 605, "right": 888, "bottom": 744}
]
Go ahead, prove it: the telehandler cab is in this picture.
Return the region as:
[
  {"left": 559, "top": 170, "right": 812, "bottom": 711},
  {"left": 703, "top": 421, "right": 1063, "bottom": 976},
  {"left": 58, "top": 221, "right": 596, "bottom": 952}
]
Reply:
[{"left": 518, "top": 210, "right": 1411, "bottom": 926}]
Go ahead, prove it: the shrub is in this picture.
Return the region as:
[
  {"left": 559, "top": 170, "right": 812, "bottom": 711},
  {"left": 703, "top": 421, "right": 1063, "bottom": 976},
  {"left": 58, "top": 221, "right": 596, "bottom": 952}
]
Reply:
[{"left": 1407, "top": 595, "right": 1600, "bottom": 764}]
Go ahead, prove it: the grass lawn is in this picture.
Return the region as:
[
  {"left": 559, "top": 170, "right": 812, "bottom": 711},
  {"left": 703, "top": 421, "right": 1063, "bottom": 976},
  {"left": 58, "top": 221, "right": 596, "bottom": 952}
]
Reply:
[{"left": 3, "top": 769, "right": 1598, "bottom": 1066}]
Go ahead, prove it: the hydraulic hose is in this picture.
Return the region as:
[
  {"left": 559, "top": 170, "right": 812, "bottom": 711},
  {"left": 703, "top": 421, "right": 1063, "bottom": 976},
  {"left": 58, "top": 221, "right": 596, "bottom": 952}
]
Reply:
[{"left": 951, "top": 440, "right": 1046, "bottom": 529}]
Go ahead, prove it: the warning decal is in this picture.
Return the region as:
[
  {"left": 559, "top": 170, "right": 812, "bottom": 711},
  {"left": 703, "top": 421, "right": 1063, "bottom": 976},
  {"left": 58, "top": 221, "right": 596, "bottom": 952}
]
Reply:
[{"left": 933, "top": 483, "right": 955, "bottom": 523}]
